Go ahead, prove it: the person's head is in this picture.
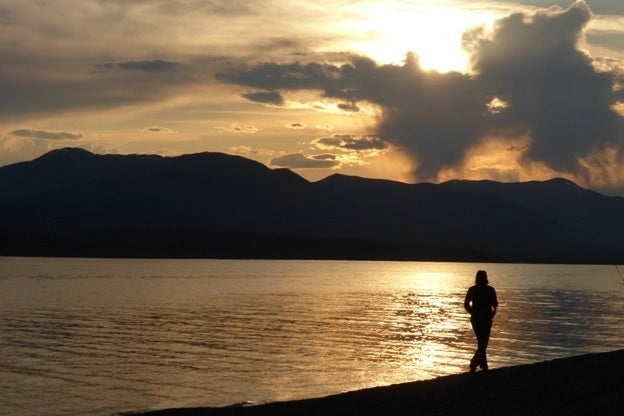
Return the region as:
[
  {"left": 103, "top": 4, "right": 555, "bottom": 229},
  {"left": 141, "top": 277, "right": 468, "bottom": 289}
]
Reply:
[{"left": 475, "top": 270, "right": 488, "bottom": 286}]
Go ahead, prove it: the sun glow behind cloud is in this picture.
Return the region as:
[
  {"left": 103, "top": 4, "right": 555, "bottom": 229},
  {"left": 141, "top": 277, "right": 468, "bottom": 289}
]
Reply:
[
  {"left": 1, "top": 1, "right": 623, "bottom": 194},
  {"left": 341, "top": 2, "right": 494, "bottom": 72}
]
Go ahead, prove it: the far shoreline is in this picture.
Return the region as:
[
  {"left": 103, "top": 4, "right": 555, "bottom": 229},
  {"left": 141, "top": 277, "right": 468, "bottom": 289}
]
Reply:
[
  {"left": 132, "top": 349, "right": 624, "bottom": 416},
  {"left": 2, "top": 253, "right": 621, "bottom": 267},
  {"left": 3, "top": 229, "right": 624, "bottom": 265}
]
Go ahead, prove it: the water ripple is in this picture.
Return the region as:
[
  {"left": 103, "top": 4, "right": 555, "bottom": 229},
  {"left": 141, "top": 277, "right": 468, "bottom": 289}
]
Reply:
[{"left": 1, "top": 259, "right": 623, "bottom": 416}]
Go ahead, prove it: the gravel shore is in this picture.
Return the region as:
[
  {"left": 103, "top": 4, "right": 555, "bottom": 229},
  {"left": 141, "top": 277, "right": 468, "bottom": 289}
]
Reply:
[{"left": 134, "top": 349, "right": 624, "bottom": 416}]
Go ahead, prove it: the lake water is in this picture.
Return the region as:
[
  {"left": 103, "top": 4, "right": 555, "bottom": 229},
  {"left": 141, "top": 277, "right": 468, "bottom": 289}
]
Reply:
[{"left": 1, "top": 257, "right": 623, "bottom": 416}]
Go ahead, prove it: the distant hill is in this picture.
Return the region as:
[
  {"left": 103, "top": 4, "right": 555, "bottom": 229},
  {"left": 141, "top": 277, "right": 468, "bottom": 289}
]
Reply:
[{"left": 1, "top": 148, "right": 623, "bottom": 263}]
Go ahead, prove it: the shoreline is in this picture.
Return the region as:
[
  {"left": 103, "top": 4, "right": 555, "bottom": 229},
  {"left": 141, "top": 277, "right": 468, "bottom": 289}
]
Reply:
[
  {"left": 4, "top": 230, "right": 623, "bottom": 265},
  {"left": 134, "top": 349, "right": 624, "bottom": 416}
]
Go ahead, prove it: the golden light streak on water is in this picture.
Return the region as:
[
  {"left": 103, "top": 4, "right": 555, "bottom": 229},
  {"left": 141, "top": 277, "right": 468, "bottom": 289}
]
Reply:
[{"left": 1, "top": 258, "right": 623, "bottom": 416}]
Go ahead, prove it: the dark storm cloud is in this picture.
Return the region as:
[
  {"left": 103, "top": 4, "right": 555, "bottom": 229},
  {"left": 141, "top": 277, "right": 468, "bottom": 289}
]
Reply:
[
  {"left": 270, "top": 153, "right": 339, "bottom": 169},
  {"left": 216, "top": 1, "right": 624, "bottom": 180},
  {"left": 216, "top": 52, "right": 489, "bottom": 178},
  {"left": 491, "top": 0, "right": 624, "bottom": 15},
  {"left": 95, "top": 60, "right": 180, "bottom": 72},
  {"left": 10, "top": 129, "right": 83, "bottom": 140},
  {"left": 241, "top": 91, "right": 285, "bottom": 105},
  {"left": 215, "top": 60, "right": 344, "bottom": 91},
  {"left": 464, "top": 0, "right": 621, "bottom": 171}
]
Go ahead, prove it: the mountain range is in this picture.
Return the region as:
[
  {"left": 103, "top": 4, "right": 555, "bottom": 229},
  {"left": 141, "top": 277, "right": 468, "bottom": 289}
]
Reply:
[{"left": 1, "top": 147, "right": 623, "bottom": 263}]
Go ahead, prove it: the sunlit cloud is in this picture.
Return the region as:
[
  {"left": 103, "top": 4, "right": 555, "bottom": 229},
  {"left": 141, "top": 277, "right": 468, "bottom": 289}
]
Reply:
[
  {"left": 315, "top": 125, "right": 334, "bottom": 132},
  {"left": 435, "top": 135, "right": 560, "bottom": 184},
  {"left": 229, "top": 145, "right": 276, "bottom": 156},
  {"left": 612, "top": 102, "right": 624, "bottom": 116},
  {"left": 216, "top": 1, "right": 624, "bottom": 193},
  {"left": 215, "top": 123, "right": 260, "bottom": 134},
  {"left": 0, "top": 0, "right": 623, "bottom": 193},
  {"left": 338, "top": 0, "right": 487, "bottom": 71},
  {"left": 312, "top": 134, "right": 388, "bottom": 152},
  {"left": 282, "top": 99, "right": 378, "bottom": 115},
  {"left": 436, "top": 130, "right": 624, "bottom": 196},
  {"left": 579, "top": 145, "right": 624, "bottom": 193},
  {"left": 486, "top": 97, "right": 509, "bottom": 115},
  {"left": 0, "top": 131, "right": 105, "bottom": 167}
]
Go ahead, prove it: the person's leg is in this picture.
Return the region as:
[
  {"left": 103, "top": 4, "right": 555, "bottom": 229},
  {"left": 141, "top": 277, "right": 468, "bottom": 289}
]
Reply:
[
  {"left": 470, "top": 349, "right": 478, "bottom": 372},
  {"left": 476, "top": 320, "right": 492, "bottom": 370},
  {"left": 470, "top": 319, "right": 481, "bottom": 371},
  {"left": 471, "top": 319, "right": 492, "bottom": 370}
]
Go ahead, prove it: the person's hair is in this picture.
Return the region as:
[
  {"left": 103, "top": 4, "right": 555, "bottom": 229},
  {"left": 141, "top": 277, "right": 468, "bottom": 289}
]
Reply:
[{"left": 475, "top": 270, "right": 488, "bottom": 285}]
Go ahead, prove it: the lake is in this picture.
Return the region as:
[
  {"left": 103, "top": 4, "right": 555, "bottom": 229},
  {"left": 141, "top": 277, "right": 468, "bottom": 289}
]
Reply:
[{"left": 1, "top": 257, "right": 623, "bottom": 416}]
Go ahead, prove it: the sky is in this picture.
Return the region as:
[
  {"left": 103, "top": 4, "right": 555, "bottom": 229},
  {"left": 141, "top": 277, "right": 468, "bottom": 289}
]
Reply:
[{"left": 1, "top": 0, "right": 623, "bottom": 194}]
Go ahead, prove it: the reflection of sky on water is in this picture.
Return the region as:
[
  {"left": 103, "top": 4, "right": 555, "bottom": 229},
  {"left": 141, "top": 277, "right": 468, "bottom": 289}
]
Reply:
[
  {"left": 1, "top": 258, "right": 623, "bottom": 416},
  {"left": 492, "top": 288, "right": 624, "bottom": 368}
]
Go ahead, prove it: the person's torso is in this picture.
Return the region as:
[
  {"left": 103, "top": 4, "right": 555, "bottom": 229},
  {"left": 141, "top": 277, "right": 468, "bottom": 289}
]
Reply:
[{"left": 470, "top": 285, "right": 496, "bottom": 317}]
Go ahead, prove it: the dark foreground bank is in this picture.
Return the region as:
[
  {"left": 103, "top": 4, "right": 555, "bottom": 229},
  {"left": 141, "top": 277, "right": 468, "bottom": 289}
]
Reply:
[{"left": 132, "top": 349, "right": 624, "bottom": 416}]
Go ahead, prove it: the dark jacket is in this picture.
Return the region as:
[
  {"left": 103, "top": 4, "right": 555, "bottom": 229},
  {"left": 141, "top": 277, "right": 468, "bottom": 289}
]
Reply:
[{"left": 464, "top": 284, "right": 498, "bottom": 320}]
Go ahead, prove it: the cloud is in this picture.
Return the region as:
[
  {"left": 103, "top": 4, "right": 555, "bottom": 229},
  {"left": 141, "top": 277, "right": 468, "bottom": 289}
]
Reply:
[
  {"left": 216, "top": 59, "right": 356, "bottom": 93},
  {"left": 270, "top": 153, "right": 340, "bottom": 169},
  {"left": 315, "top": 125, "right": 334, "bottom": 132},
  {"left": 9, "top": 129, "right": 83, "bottom": 140},
  {"left": 229, "top": 145, "right": 275, "bottom": 156},
  {"left": 215, "top": 1, "right": 624, "bottom": 186},
  {"left": 0, "top": 1, "right": 317, "bottom": 122},
  {"left": 313, "top": 134, "right": 388, "bottom": 151},
  {"left": 143, "top": 126, "right": 173, "bottom": 133},
  {"left": 215, "top": 123, "right": 260, "bottom": 134},
  {"left": 0, "top": 56, "right": 198, "bottom": 122},
  {"left": 492, "top": 0, "right": 624, "bottom": 16},
  {"left": 216, "top": 53, "right": 486, "bottom": 178},
  {"left": 0, "top": 131, "right": 106, "bottom": 167},
  {"left": 463, "top": 0, "right": 620, "bottom": 171},
  {"left": 95, "top": 60, "right": 180, "bottom": 72},
  {"left": 286, "top": 122, "right": 307, "bottom": 129},
  {"left": 337, "top": 102, "right": 360, "bottom": 112},
  {"left": 241, "top": 91, "right": 285, "bottom": 105}
]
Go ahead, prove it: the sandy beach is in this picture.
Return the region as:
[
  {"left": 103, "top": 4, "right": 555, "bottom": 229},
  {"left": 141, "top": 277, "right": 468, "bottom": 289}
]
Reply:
[{"left": 135, "top": 349, "right": 624, "bottom": 416}]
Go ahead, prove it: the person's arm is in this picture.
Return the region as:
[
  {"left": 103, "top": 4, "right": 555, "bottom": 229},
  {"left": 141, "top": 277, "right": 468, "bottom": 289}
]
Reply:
[
  {"left": 490, "top": 287, "right": 498, "bottom": 318},
  {"left": 464, "top": 288, "right": 472, "bottom": 314}
]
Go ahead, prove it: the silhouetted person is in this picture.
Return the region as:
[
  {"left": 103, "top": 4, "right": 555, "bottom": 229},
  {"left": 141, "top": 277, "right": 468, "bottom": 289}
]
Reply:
[{"left": 464, "top": 270, "right": 498, "bottom": 372}]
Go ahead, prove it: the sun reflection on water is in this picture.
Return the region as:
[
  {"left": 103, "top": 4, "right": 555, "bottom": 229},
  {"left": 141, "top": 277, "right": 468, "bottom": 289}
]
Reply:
[{"left": 1, "top": 259, "right": 623, "bottom": 416}]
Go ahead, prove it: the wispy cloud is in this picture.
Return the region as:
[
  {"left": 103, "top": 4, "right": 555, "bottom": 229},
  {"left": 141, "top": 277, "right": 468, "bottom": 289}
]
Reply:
[
  {"left": 95, "top": 60, "right": 180, "bottom": 73},
  {"left": 270, "top": 153, "right": 340, "bottom": 169},
  {"left": 313, "top": 134, "right": 388, "bottom": 152},
  {"left": 216, "top": 123, "right": 260, "bottom": 134},
  {"left": 143, "top": 126, "right": 173, "bottom": 133},
  {"left": 9, "top": 129, "right": 83, "bottom": 140},
  {"left": 241, "top": 91, "right": 285, "bottom": 105}
]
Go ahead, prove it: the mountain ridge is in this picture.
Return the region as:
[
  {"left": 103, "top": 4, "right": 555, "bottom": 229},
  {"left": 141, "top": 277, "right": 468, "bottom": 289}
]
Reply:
[{"left": 1, "top": 148, "right": 622, "bottom": 263}]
